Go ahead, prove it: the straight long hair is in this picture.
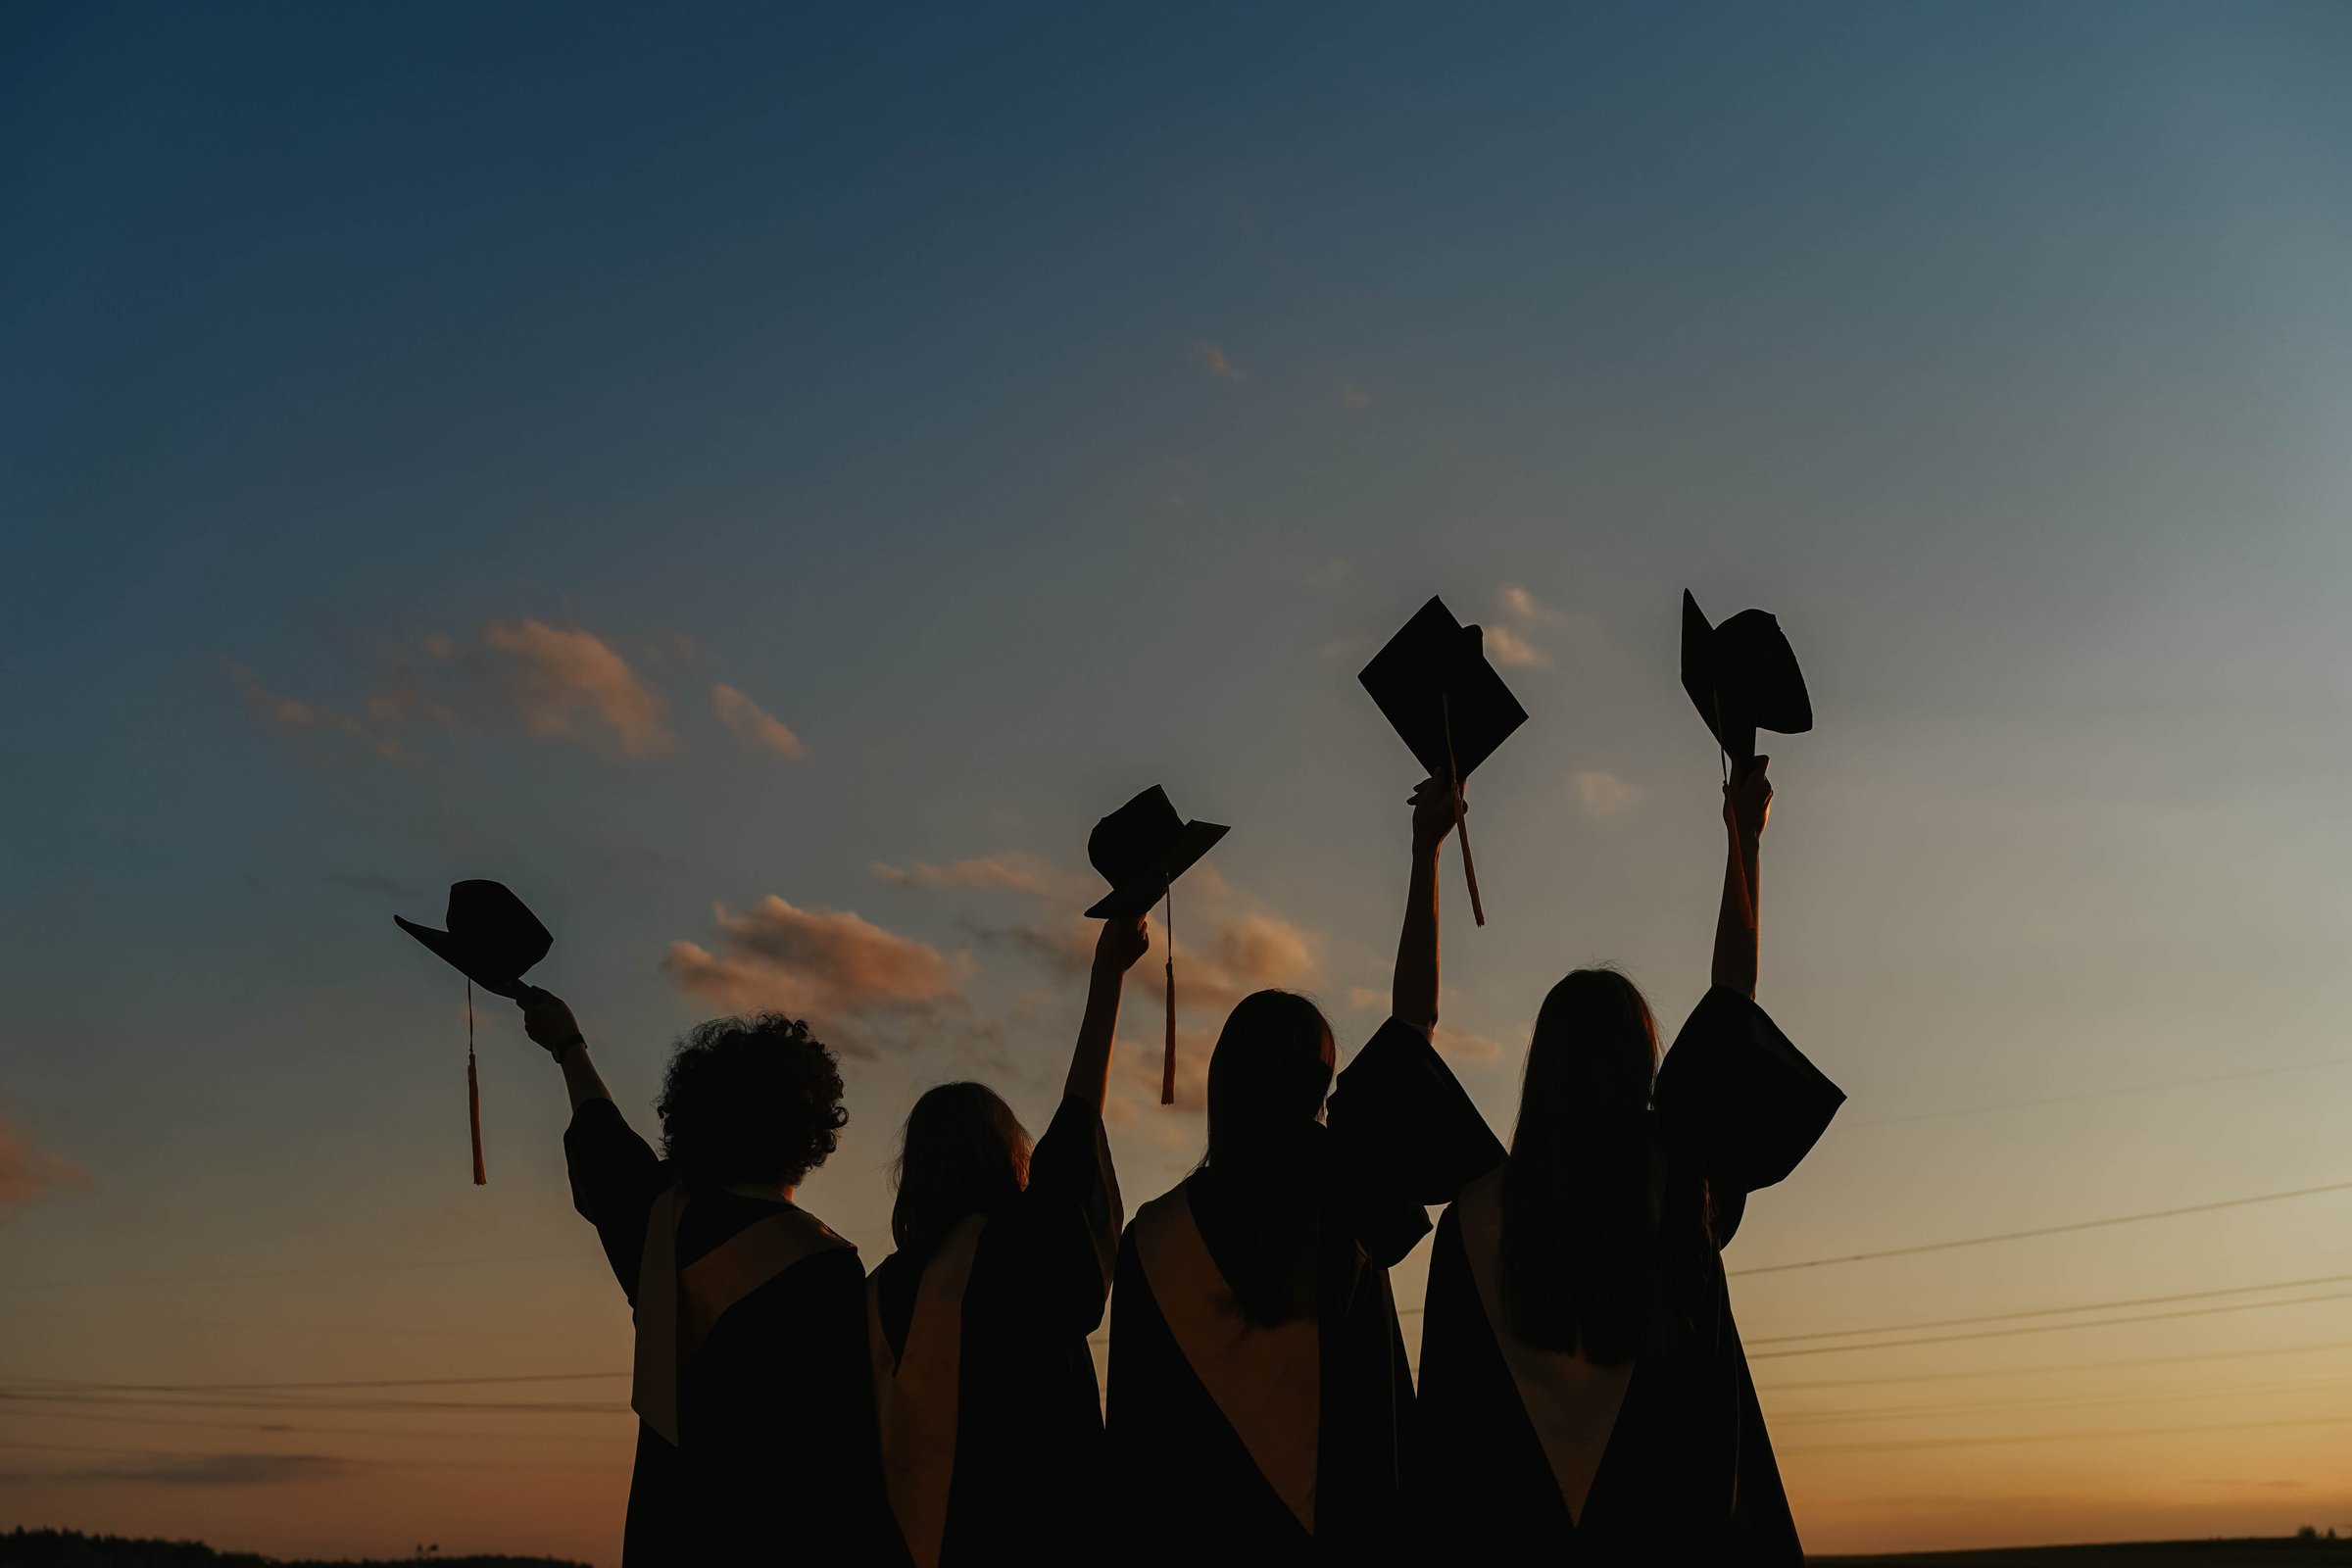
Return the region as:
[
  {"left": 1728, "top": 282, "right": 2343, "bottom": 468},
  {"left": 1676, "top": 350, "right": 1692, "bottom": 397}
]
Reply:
[
  {"left": 1498, "top": 968, "right": 1665, "bottom": 1362},
  {"left": 891, "top": 1081, "right": 1032, "bottom": 1265},
  {"left": 1200, "top": 990, "right": 1336, "bottom": 1329}
]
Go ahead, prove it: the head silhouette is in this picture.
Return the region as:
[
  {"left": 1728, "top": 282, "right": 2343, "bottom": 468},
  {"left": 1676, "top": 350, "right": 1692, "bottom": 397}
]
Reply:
[
  {"left": 657, "top": 1013, "right": 847, "bottom": 1193},
  {"left": 891, "top": 1081, "right": 1033, "bottom": 1263},
  {"left": 1201, "top": 989, "right": 1336, "bottom": 1328},
  {"left": 1498, "top": 968, "right": 1666, "bottom": 1361}
]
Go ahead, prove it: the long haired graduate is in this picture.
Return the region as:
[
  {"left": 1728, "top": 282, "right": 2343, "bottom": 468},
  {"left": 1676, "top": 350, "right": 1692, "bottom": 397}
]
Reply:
[
  {"left": 864, "top": 911, "right": 1148, "bottom": 1568},
  {"left": 1105, "top": 776, "right": 1503, "bottom": 1566},
  {"left": 1415, "top": 741, "right": 1844, "bottom": 1556},
  {"left": 513, "top": 990, "right": 898, "bottom": 1566}
]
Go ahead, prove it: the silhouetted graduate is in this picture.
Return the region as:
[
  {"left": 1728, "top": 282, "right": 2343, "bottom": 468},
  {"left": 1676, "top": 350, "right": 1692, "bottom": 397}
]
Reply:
[
  {"left": 515, "top": 989, "right": 898, "bottom": 1566},
  {"left": 864, "top": 906, "right": 1151, "bottom": 1567},
  {"left": 1415, "top": 746, "right": 1843, "bottom": 1562},
  {"left": 1106, "top": 776, "right": 1503, "bottom": 1567}
]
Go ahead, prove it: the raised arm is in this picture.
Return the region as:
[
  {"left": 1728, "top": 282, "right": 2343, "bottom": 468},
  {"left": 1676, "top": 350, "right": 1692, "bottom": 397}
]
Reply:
[
  {"left": 1065, "top": 915, "right": 1150, "bottom": 1111},
  {"left": 519, "top": 987, "right": 612, "bottom": 1113},
  {"left": 1710, "top": 757, "right": 1773, "bottom": 999},
  {"left": 1392, "top": 775, "right": 1457, "bottom": 1033}
]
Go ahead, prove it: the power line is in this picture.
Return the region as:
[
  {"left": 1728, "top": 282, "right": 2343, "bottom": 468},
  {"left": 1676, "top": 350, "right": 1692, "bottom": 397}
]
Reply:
[
  {"left": 0, "top": 1253, "right": 579, "bottom": 1292},
  {"left": 1749, "top": 1287, "right": 2352, "bottom": 1359},
  {"left": 0, "top": 1369, "right": 626, "bottom": 1395},
  {"left": 7, "top": 1308, "right": 608, "bottom": 1342},
  {"left": 1755, "top": 1338, "right": 2352, "bottom": 1394},
  {"left": 1772, "top": 1373, "right": 2352, "bottom": 1425},
  {"left": 1781, "top": 1411, "right": 2352, "bottom": 1455},
  {"left": 1744, "top": 1271, "right": 2352, "bottom": 1346},
  {"left": 0, "top": 1436, "right": 620, "bottom": 1472},
  {"left": 1730, "top": 1179, "right": 2352, "bottom": 1276},
  {"left": 0, "top": 1392, "right": 627, "bottom": 1415},
  {"left": 3, "top": 1406, "right": 634, "bottom": 1444}
]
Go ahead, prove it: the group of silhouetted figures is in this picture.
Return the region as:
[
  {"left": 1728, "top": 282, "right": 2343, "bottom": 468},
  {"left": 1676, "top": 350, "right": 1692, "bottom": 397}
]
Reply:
[{"left": 388, "top": 594, "right": 1839, "bottom": 1564}]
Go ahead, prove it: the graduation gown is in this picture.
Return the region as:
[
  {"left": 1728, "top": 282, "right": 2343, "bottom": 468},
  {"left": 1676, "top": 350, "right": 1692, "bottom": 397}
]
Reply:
[
  {"left": 564, "top": 1099, "right": 899, "bottom": 1567},
  {"left": 1105, "top": 1017, "right": 1504, "bottom": 1567},
  {"left": 866, "top": 1094, "right": 1123, "bottom": 1568},
  {"left": 1414, "top": 987, "right": 1845, "bottom": 1564}
]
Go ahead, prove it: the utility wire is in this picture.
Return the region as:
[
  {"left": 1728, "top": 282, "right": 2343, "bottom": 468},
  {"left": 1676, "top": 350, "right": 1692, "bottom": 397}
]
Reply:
[
  {"left": 1781, "top": 1411, "right": 2352, "bottom": 1455},
  {"left": 1730, "top": 1179, "right": 2352, "bottom": 1276},
  {"left": 1749, "top": 1288, "right": 2352, "bottom": 1359},
  {"left": 1755, "top": 1338, "right": 2352, "bottom": 1394},
  {"left": 0, "top": 1369, "right": 626, "bottom": 1395},
  {"left": 0, "top": 1253, "right": 579, "bottom": 1292},
  {"left": 1744, "top": 1271, "right": 2352, "bottom": 1346}
]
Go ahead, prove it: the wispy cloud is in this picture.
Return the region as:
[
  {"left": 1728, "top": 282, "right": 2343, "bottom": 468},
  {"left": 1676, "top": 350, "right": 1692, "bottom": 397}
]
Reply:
[
  {"left": 1499, "top": 584, "right": 1566, "bottom": 625},
  {"left": 1572, "top": 769, "right": 1642, "bottom": 817},
  {"left": 710, "top": 683, "right": 806, "bottom": 759},
  {"left": 482, "top": 619, "right": 672, "bottom": 758},
  {"left": 1484, "top": 624, "right": 1549, "bottom": 668},
  {"left": 0, "top": 1118, "right": 87, "bottom": 1209},
  {"left": 321, "top": 870, "right": 423, "bottom": 900},
  {"left": 12, "top": 1453, "right": 357, "bottom": 1487},
  {"left": 873, "top": 855, "right": 1056, "bottom": 897},
  {"left": 1339, "top": 383, "right": 1372, "bottom": 411},
  {"left": 1192, "top": 342, "right": 1248, "bottom": 382},
  {"left": 662, "top": 897, "right": 970, "bottom": 1043},
  {"left": 226, "top": 661, "right": 409, "bottom": 764}
]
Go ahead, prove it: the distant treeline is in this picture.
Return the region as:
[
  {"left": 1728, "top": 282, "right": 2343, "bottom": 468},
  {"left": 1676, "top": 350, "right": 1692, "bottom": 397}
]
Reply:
[
  {"left": 1819, "top": 1534, "right": 2352, "bottom": 1567},
  {"left": 0, "top": 1531, "right": 589, "bottom": 1568}
]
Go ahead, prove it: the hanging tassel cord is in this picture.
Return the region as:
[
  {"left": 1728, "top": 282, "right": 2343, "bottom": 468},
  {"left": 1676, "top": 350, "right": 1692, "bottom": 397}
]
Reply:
[
  {"left": 1160, "top": 883, "right": 1177, "bottom": 1106},
  {"left": 1441, "top": 694, "right": 1486, "bottom": 927},
  {"left": 467, "top": 980, "right": 487, "bottom": 1186}
]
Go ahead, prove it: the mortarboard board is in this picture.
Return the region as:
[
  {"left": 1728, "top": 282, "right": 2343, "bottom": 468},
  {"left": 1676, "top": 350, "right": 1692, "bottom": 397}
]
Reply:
[
  {"left": 395, "top": 880, "right": 554, "bottom": 1185},
  {"left": 1679, "top": 591, "right": 1812, "bottom": 770},
  {"left": 1359, "top": 595, "right": 1529, "bottom": 925},
  {"left": 1085, "top": 787, "right": 1228, "bottom": 1105}
]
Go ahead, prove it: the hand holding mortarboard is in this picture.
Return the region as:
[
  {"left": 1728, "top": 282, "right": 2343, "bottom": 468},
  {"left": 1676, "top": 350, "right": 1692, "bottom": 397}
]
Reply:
[
  {"left": 1085, "top": 786, "right": 1228, "bottom": 1105},
  {"left": 1679, "top": 591, "right": 1811, "bottom": 775},
  {"left": 1359, "top": 596, "right": 1528, "bottom": 926},
  {"left": 394, "top": 879, "right": 555, "bottom": 1184}
]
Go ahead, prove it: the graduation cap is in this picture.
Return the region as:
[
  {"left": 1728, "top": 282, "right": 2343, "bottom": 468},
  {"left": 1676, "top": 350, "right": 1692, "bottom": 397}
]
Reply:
[
  {"left": 1358, "top": 595, "right": 1529, "bottom": 926},
  {"left": 1086, "top": 787, "right": 1229, "bottom": 1105},
  {"left": 395, "top": 880, "right": 554, "bottom": 1185},
  {"left": 1679, "top": 591, "right": 1812, "bottom": 772}
]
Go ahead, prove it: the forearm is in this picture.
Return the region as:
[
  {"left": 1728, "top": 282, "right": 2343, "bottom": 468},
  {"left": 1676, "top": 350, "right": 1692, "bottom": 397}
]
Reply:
[
  {"left": 1063, "top": 960, "right": 1125, "bottom": 1111},
  {"left": 1710, "top": 827, "right": 1762, "bottom": 998},
  {"left": 1392, "top": 839, "right": 1443, "bottom": 1032},
  {"left": 556, "top": 1040, "right": 613, "bottom": 1114}
]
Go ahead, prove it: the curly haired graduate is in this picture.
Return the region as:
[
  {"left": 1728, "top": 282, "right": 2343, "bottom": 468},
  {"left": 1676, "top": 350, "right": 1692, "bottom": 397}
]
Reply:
[{"left": 516, "top": 997, "right": 900, "bottom": 1566}]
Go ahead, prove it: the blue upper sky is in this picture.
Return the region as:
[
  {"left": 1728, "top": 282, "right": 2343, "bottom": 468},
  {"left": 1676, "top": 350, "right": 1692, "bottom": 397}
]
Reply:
[{"left": 4, "top": 3, "right": 2351, "bottom": 1559}]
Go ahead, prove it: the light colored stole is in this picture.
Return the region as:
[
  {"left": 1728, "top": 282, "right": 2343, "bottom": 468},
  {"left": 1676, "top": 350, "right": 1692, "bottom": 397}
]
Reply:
[
  {"left": 1453, "top": 1167, "right": 1634, "bottom": 1525},
  {"left": 867, "top": 1214, "right": 989, "bottom": 1568},
  {"left": 630, "top": 1185, "right": 855, "bottom": 1446},
  {"left": 1130, "top": 1188, "right": 1319, "bottom": 1534}
]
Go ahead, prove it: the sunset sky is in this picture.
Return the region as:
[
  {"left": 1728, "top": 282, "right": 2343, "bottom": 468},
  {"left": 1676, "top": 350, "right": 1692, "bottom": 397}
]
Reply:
[{"left": 6, "top": 2, "right": 2352, "bottom": 1560}]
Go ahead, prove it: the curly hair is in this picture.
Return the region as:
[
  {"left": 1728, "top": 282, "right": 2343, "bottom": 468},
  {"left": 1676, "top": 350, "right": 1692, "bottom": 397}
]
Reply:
[{"left": 656, "top": 1013, "right": 848, "bottom": 1190}]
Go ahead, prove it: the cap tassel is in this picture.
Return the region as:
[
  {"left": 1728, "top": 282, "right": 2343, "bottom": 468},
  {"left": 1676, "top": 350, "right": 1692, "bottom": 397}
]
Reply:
[
  {"left": 1160, "top": 883, "right": 1178, "bottom": 1106},
  {"left": 1441, "top": 695, "right": 1486, "bottom": 927},
  {"left": 466, "top": 980, "right": 487, "bottom": 1186}
]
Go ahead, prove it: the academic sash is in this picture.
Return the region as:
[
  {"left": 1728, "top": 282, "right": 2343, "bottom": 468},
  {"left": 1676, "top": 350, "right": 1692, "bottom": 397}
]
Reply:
[
  {"left": 867, "top": 1214, "right": 988, "bottom": 1568},
  {"left": 630, "top": 1185, "right": 854, "bottom": 1446},
  {"left": 1453, "top": 1168, "right": 1634, "bottom": 1525},
  {"left": 1130, "top": 1189, "right": 1319, "bottom": 1534}
]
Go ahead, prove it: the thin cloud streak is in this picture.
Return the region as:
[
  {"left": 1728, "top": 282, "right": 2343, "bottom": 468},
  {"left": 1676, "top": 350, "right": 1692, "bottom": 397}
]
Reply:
[{"left": 710, "top": 682, "right": 806, "bottom": 759}]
